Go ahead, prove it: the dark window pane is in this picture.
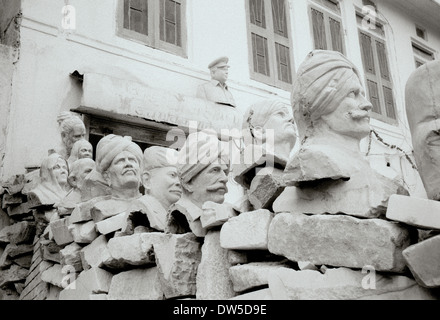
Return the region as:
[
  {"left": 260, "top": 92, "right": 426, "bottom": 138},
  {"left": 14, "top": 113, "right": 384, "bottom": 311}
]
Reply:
[
  {"left": 272, "top": 0, "right": 288, "bottom": 37},
  {"left": 275, "top": 43, "right": 292, "bottom": 83},
  {"left": 367, "top": 80, "right": 381, "bottom": 114},
  {"left": 383, "top": 86, "right": 396, "bottom": 119},
  {"left": 376, "top": 40, "right": 390, "bottom": 81},
  {"left": 124, "top": 0, "right": 130, "bottom": 29},
  {"left": 329, "top": 17, "right": 343, "bottom": 53},
  {"left": 250, "top": 0, "right": 266, "bottom": 28},
  {"left": 126, "top": 0, "right": 148, "bottom": 36},
  {"left": 311, "top": 8, "right": 327, "bottom": 50},
  {"left": 160, "top": 0, "right": 181, "bottom": 46},
  {"left": 359, "top": 32, "right": 375, "bottom": 75},
  {"left": 252, "top": 33, "right": 270, "bottom": 76}
]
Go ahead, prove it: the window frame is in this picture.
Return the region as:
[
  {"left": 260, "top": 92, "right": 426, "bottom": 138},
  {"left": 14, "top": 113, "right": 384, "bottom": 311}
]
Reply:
[
  {"left": 411, "top": 38, "right": 436, "bottom": 69},
  {"left": 308, "top": 0, "right": 346, "bottom": 54},
  {"left": 116, "top": 0, "right": 187, "bottom": 58},
  {"left": 245, "top": 0, "right": 295, "bottom": 91},
  {"left": 357, "top": 12, "right": 397, "bottom": 126}
]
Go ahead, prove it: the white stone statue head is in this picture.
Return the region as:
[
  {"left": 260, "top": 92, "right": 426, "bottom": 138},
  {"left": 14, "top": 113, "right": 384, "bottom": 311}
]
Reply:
[
  {"left": 67, "top": 139, "right": 93, "bottom": 168},
  {"left": 209, "top": 56, "right": 230, "bottom": 84},
  {"left": 142, "top": 146, "right": 182, "bottom": 210},
  {"left": 292, "top": 50, "right": 372, "bottom": 142},
  {"left": 405, "top": 60, "right": 440, "bottom": 200},
  {"left": 177, "top": 131, "right": 230, "bottom": 208},
  {"left": 57, "top": 112, "right": 86, "bottom": 158},
  {"left": 68, "top": 158, "right": 96, "bottom": 190},
  {"left": 96, "top": 134, "right": 143, "bottom": 199}
]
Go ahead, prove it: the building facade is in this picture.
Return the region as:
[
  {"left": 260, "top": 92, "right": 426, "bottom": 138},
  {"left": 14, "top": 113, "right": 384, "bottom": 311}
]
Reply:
[{"left": 1, "top": 0, "right": 439, "bottom": 200}]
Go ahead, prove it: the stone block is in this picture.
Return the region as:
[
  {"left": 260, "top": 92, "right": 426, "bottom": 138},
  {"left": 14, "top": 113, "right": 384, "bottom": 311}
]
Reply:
[
  {"left": 268, "top": 212, "right": 414, "bottom": 273},
  {"left": 201, "top": 201, "right": 236, "bottom": 229},
  {"left": 89, "top": 293, "right": 108, "bottom": 300},
  {"left": 7, "top": 202, "right": 33, "bottom": 218},
  {"left": 386, "top": 194, "right": 440, "bottom": 230},
  {"left": 60, "top": 242, "right": 83, "bottom": 272},
  {"left": 1, "top": 174, "right": 25, "bottom": 195},
  {"left": 230, "top": 288, "right": 273, "bottom": 300},
  {"left": 0, "top": 264, "right": 29, "bottom": 287},
  {"left": 41, "top": 240, "right": 62, "bottom": 264},
  {"left": 0, "top": 221, "right": 36, "bottom": 244},
  {"left": 46, "top": 285, "right": 62, "bottom": 300},
  {"left": 91, "top": 198, "right": 133, "bottom": 223},
  {"left": 247, "top": 169, "right": 284, "bottom": 210},
  {"left": 267, "top": 267, "right": 437, "bottom": 300},
  {"left": 68, "top": 221, "right": 98, "bottom": 244},
  {"left": 220, "top": 209, "right": 273, "bottom": 250},
  {"left": 1, "top": 243, "right": 33, "bottom": 259},
  {"left": 80, "top": 235, "right": 111, "bottom": 270},
  {"left": 403, "top": 235, "right": 440, "bottom": 288},
  {"left": 69, "top": 198, "right": 103, "bottom": 224},
  {"left": 76, "top": 267, "right": 113, "bottom": 294},
  {"left": 107, "top": 267, "right": 164, "bottom": 300},
  {"left": 153, "top": 233, "right": 202, "bottom": 299},
  {"left": 0, "top": 208, "right": 10, "bottom": 231},
  {"left": 196, "top": 230, "right": 236, "bottom": 300},
  {"left": 2, "top": 193, "right": 24, "bottom": 207},
  {"left": 227, "top": 250, "right": 249, "bottom": 266},
  {"left": 104, "top": 233, "right": 163, "bottom": 269},
  {"left": 49, "top": 217, "right": 74, "bottom": 246},
  {"left": 95, "top": 212, "right": 129, "bottom": 235},
  {"left": 13, "top": 254, "right": 33, "bottom": 268},
  {"left": 229, "top": 261, "right": 290, "bottom": 293},
  {"left": 41, "top": 264, "right": 67, "bottom": 288}
]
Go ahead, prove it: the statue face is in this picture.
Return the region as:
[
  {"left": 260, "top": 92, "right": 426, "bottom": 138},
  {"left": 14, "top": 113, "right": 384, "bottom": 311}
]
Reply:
[
  {"left": 187, "top": 163, "right": 229, "bottom": 206},
  {"left": 211, "top": 66, "right": 229, "bottom": 84},
  {"left": 320, "top": 74, "right": 372, "bottom": 140},
  {"left": 52, "top": 158, "right": 68, "bottom": 186},
  {"left": 78, "top": 143, "right": 93, "bottom": 159},
  {"left": 263, "top": 105, "right": 296, "bottom": 143},
  {"left": 63, "top": 123, "right": 86, "bottom": 151},
  {"left": 105, "top": 150, "right": 141, "bottom": 191},
  {"left": 145, "top": 166, "right": 182, "bottom": 209}
]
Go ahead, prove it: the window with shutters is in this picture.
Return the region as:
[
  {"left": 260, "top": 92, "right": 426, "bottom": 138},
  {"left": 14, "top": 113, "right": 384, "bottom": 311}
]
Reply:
[
  {"left": 357, "top": 13, "right": 396, "bottom": 125},
  {"left": 412, "top": 41, "right": 435, "bottom": 69},
  {"left": 117, "top": 0, "right": 187, "bottom": 57},
  {"left": 309, "top": 0, "right": 345, "bottom": 54},
  {"left": 246, "top": 0, "right": 294, "bottom": 90}
]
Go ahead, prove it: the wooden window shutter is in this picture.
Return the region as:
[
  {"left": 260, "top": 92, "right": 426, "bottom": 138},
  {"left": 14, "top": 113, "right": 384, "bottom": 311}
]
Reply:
[
  {"left": 329, "top": 17, "right": 343, "bottom": 53},
  {"left": 376, "top": 40, "right": 390, "bottom": 81},
  {"left": 272, "top": 0, "right": 288, "bottom": 38},
  {"left": 275, "top": 43, "right": 292, "bottom": 83},
  {"left": 250, "top": 0, "right": 266, "bottom": 28},
  {"left": 383, "top": 86, "right": 396, "bottom": 119},
  {"left": 367, "top": 80, "right": 381, "bottom": 115},
  {"left": 311, "top": 8, "right": 327, "bottom": 50},
  {"left": 359, "top": 32, "right": 375, "bottom": 75},
  {"left": 252, "top": 33, "right": 271, "bottom": 76},
  {"left": 125, "top": 0, "right": 149, "bottom": 36},
  {"left": 160, "top": 0, "right": 182, "bottom": 47}
]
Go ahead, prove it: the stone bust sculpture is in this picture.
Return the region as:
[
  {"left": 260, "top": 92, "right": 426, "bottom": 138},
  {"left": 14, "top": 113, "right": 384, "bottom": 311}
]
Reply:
[
  {"left": 28, "top": 152, "right": 70, "bottom": 206},
  {"left": 274, "top": 50, "right": 407, "bottom": 218},
  {"left": 56, "top": 111, "right": 86, "bottom": 160},
  {"left": 167, "top": 131, "right": 230, "bottom": 236},
  {"left": 96, "top": 134, "right": 143, "bottom": 200},
  {"left": 196, "top": 56, "right": 236, "bottom": 108},
  {"left": 405, "top": 60, "right": 440, "bottom": 200},
  {"left": 67, "top": 139, "right": 93, "bottom": 169},
  {"left": 137, "top": 146, "right": 182, "bottom": 231},
  {"left": 283, "top": 50, "right": 373, "bottom": 186}
]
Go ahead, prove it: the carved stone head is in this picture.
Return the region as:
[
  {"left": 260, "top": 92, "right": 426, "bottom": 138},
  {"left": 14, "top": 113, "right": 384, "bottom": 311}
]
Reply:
[
  {"left": 209, "top": 56, "right": 230, "bottom": 84},
  {"left": 177, "top": 131, "right": 229, "bottom": 208},
  {"left": 405, "top": 60, "right": 440, "bottom": 200},
  {"left": 68, "top": 158, "right": 96, "bottom": 190},
  {"left": 68, "top": 139, "right": 93, "bottom": 168},
  {"left": 57, "top": 112, "right": 86, "bottom": 157},
  {"left": 142, "top": 146, "right": 182, "bottom": 210},
  {"left": 95, "top": 134, "right": 143, "bottom": 199}
]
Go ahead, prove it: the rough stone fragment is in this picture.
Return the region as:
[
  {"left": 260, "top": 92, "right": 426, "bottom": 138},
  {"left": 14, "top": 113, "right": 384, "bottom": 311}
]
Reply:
[
  {"left": 41, "top": 264, "right": 68, "bottom": 288},
  {"left": 91, "top": 198, "right": 133, "bottom": 223},
  {"left": 268, "top": 212, "right": 414, "bottom": 273},
  {"left": 76, "top": 267, "right": 113, "bottom": 294},
  {"left": 247, "top": 169, "right": 284, "bottom": 210},
  {"left": 298, "top": 261, "right": 319, "bottom": 271},
  {"left": 167, "top": 198, "right": 207, "bottom": 237},
  {"left": 268, "top": 267, "right": 437, "bottom": 300},
  {"left": 41, "top": 240, "right": 62, "bottom": 263},
  {"left": 230, "top": 288, "right": 273, "bottom": 300},
  {"left": 7, "top": 202, "right": 33, "bottom": 217},
  {"left": 69, "top": 197, "right": 106, "bottom": 224},
  {"left": 104, "top": 233, "right": 164, "bottom": 269},
  {"left": 89, "top": 293, "right": 108, "bottom": 300},
  {"left": 60, "top": 242, "right": 83, "bottom": 272},
  {"left": 0, "top": 221, "right": 36, "bottom": 244},
  {"left": 21, "top": 170, "right": 40, "bottom": 196},
  {"left": 13, "top": 255, "right": 33, "bottom": 268},
  {"left": 46, "top": 285, "right": 62, "bottom": 300},
  {"left": 95, "top": 212, "right": 129, "bottom": 235},
  {"left": 80, "top": 235, "right": 111, "bottom": 270},
  {"left": 0, "top": 264, "right": 29, "bottom": 287},
  {"left": 229, "top": 261, "right": 289, "bottom": 293},
  {"left": 68, "top": 221, "right": 98, "bottom": 244},
  {"left": 107, "top": 267, "right": 164, "bottom": 300},
  {"left": 1, "top": 174, "right": 25, "bottom": 195},
  {"left": 200, "top": 201, "right": 236, "bottom": 229},
  {"left": 0, "top": 208, "right": 10, "bottom": 231},
  {"left": 386, "top": 194, "right": 440, "bottom": 230},
  {"left": 220, "top": 209, "right": 273, "bottom": 250},
  {"left": 196, "top": 230, "right": 236, "bottom": 300},
  {"left": 49, "top": 217, "right": 74, "bottom": 246},
  {"left": 2, "top": 193, "right": 24, "bottom": 207},
  {"left": 403, "top": 235, "right": 440, "bottom": 288},
  {"left": 227, "top": 250, "right": 249, "bottom": 266},
  {"left": 153, "top": 233, "right": 202, "bottom": 299},
  {"left": 1, "top": 243, "right": 33, "bottom": 259}
]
